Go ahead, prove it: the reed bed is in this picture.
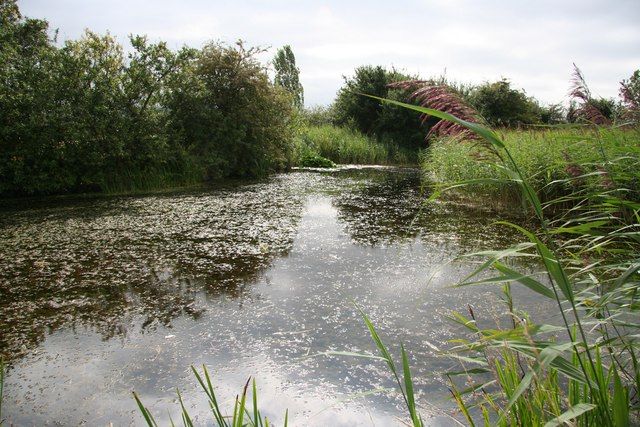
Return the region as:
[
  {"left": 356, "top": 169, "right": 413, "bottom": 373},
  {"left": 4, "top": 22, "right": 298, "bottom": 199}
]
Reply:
[
  {"left": 295, "top": 124, "right": 415, "bottom": 166},
  {"left": 358, "top": 95, "right": 639, "bottom": 426}
]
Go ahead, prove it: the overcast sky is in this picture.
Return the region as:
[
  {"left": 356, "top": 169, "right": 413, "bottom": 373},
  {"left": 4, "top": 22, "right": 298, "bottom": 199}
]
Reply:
[{"left": 18, "top": 0, "right": 640, "bottom": 107}]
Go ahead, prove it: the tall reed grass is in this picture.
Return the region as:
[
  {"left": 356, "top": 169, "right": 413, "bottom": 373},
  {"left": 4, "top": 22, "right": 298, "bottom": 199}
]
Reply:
[
  {"left": 295, "top": 125, "right": 415, "bottom": 166},
  {"left": 134, "top": 365, "right": 287, "bottom": 427},
  {"left": 424, "top": 127, "right": 640, "bottom": 210},
  {"left": 362, "top": 94, "right": 639, "bottom": 426},
  {"left": 100, "top": 162, "right": 205, "bottom": 194}
]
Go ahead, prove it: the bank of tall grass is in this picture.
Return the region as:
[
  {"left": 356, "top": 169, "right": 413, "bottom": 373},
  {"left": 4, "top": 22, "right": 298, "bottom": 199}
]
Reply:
[
  {"left": 367, "top": 96, "right": 640, "bottom": 426},
  {"left": 423, "top": 127, "right": 640, "bottom": 209},
  {"left": 294, "top": 125, "right": 416, "bottom": 166}
]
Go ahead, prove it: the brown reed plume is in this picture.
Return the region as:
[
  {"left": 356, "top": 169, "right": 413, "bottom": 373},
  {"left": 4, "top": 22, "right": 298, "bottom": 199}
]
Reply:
[
  {"left": 388, "top": 80, "right": 482, "bottom": 140},
  {"left": 619, "top": 71, "right": 639, "bottom": 124},
  {"left": 569, "top": 64, "right": 611, "bottom": 125}
]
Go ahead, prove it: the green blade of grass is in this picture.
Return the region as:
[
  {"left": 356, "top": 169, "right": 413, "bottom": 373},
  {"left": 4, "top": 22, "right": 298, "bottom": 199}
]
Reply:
[
  {"left": 252, "top": 378, "right": 260, "bottom": 427},
  {"left": 401, "top": 344, "right": 420, "bottom": 427},
  {"left": 177, "top": 388, "right": 194, "bottom": 427},
  {"left": 132, "top": 391, "right": 158, "bottom": 427},
  {"left": 191, "top": 365, "right": 226, "bottom": 426},
  {"left": 496, "top": 221, "right": 574, "bottom": 301},
  {"left": 543, "top": 403, "right": 596, "bottom": 427},
  {"left": 356, "top": 305, "right": 411, "bottom": 414},
  {"left": 612, "top": 367, "right": 630, "bottom": 427}
]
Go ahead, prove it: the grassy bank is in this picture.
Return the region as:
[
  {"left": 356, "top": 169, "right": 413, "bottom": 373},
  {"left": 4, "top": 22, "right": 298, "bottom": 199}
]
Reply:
[
  {"left": 294, "top": 124, "right": 417, "bottom": 166},
  {"left": 423, "top": 126, "right": 640, "bottom": 209}
]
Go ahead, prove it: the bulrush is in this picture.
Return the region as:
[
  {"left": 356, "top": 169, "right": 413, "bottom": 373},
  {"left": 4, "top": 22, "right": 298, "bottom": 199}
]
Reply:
[
  {"left": 569, "top": 64, "right": 612, "bottom": 125},
  {"left": 388, "top": 80, "right": 482, "bottom": 140}
]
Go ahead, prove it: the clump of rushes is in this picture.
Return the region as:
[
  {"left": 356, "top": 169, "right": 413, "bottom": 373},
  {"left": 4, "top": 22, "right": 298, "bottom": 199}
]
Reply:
[
  {"left": 295, "top": 124, "right": 411, "bottom": 165},
  {"left": 364, "top": 93, "right": 639, "bottom": 426},
  {"left": 133, "top": 365, "right": 288, "bottom": 427}
]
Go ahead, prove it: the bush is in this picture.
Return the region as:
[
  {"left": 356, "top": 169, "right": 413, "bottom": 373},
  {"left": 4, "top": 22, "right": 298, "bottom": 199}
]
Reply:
[
  {"left": 332, "top": 65, "right": 426, "bottom": 151},
  {"left": 300, "top": 105, "right": 334, "bottom": 126},
  {"left": 0, "top": 1, "right": 297, "bottom": 196},
  {"left": 468, "top": 79, "right": 543, "bottom": 127},
  {"left": 299, "top": 153, "right": 336, "bottom": 168},
  {"left": 165, "top": 41, "right": 296, "bottom": 180}
]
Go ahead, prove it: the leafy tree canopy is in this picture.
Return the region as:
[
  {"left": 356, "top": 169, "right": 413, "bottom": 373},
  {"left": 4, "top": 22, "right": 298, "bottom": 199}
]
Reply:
[
  {"left": 332, "top": 65, "right": 425, "bottom": 149},
  {"left": 468, "top": 79, "right": 542, "bottom": 127}
]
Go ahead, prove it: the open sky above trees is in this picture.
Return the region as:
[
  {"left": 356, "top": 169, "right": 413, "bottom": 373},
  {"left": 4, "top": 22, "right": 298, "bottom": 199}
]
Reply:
[{"left": 18, "top": 0, "right": 640, "bottom": 107}]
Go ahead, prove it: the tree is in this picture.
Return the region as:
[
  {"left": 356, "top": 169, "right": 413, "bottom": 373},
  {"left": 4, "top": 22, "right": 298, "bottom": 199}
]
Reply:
[
  {"left": 538, "top": 103, "right": 565, "bottom": 125},
  {"left": 0, "top": 0, "right": 65, "bottom": 194},
  {"left": 469, "top": 79, "right": 542, "bottom": 127},
  {"left": 166, "top": 41, "right": 295, "bottom": 179},
  {"left": 332, "top": 65, "right": 425, "bottom": 149},
  {"left": 273, "top": 45, "right": 303, "bottom": 109}
]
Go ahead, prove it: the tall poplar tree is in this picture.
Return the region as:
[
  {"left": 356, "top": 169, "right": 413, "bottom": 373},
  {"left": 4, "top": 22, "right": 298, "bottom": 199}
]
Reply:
[{"left": 273, "top": 45, "right": 304, "bottom": 109}]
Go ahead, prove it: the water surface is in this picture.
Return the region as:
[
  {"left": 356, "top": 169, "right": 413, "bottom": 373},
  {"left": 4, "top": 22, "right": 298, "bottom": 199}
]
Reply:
[{"left": 0, "top": 167, "right": 551, "bottom": 426}]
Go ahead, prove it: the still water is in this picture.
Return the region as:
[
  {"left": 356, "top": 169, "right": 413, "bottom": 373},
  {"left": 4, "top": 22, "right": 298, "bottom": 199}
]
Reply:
[{"left": 0, "top": 167, "right": 550, "bottom": 426}]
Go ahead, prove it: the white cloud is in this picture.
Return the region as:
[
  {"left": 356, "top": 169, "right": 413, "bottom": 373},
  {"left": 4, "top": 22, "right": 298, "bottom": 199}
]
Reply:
[{"left": 19, "top": 0, "right": 640, "bottom": 107}]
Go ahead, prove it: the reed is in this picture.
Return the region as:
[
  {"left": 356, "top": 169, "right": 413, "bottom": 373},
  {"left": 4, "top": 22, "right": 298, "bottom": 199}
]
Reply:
[
  {"left": 423, "top": 127, "right": 640, "bottom": 210},
  {"left": 295, "top": 124, "right": 415, "bottom": 165},
  {"left": 365, "top": 94, "right": 639, "bottom": 426},
  {"left": 133, "top": 365, "right": 287, "bottom": 427}
]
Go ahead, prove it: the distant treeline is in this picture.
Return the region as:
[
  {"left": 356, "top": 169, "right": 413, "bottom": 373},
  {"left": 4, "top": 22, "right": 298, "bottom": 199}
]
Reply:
[
  {"left": 1, "top": 1, "right": 297, "bottom": 195},
  {"left": 304, "top": 65, "right": 639, "bottom": 148}
]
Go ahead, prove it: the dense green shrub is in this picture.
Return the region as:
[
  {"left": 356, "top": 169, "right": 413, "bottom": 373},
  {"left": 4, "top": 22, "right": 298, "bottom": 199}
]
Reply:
[
  {"left": 467, "top": 79, "right": 543, "bottom": 126},
  {"left": 332, "top": 65, "right": 426, "bottom": 150},
  {"left": 300, "top": 105, "right": 334, "bottom": 126},
  {"left": 299, "top": 153, "right": 336, "bottom": 168},
  {"left": 0, "top": 1, "right": 296, "bottom": 196}
]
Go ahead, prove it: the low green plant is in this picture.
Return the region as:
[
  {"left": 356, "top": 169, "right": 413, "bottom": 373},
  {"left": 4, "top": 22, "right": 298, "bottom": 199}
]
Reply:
[
  {"left": 133, "top": 365, "right": 287, "bottom": 427},
  {"left": 299, "top": 153, "right": 336, "bottom": 168}
]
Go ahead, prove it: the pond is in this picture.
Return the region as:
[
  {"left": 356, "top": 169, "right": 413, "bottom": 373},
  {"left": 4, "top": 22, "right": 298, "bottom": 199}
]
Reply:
[{"left": 0, "top": 167, "right": 552, "bottom": 426}]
